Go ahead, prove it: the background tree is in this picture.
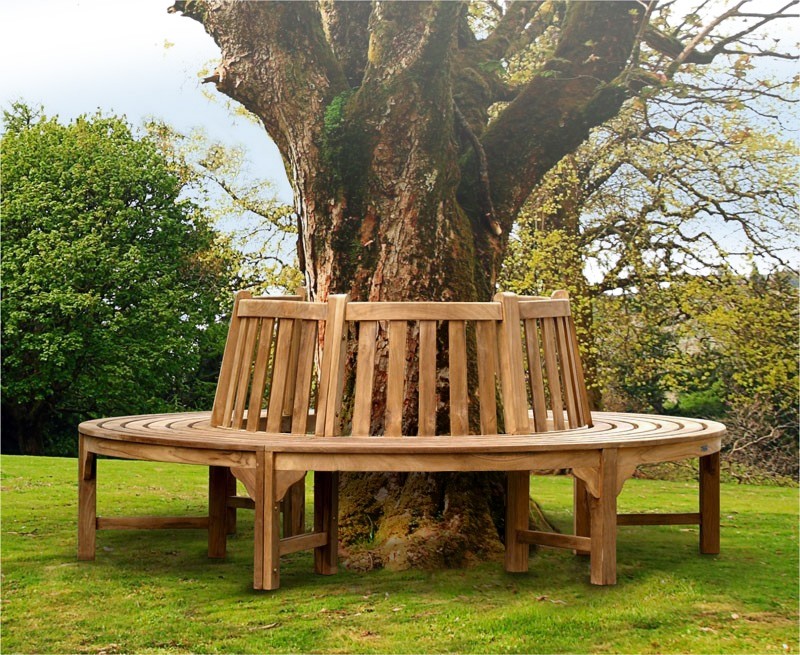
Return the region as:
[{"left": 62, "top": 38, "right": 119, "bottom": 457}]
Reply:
[
  {"left": 146, "top": 121, "right": 302, "bottom": 292},
  {"left": 1, "top": 105, "right": 237, "bottom": 455},
  {"left": 169, "top": 0, "right": 798, "bottom": 567}
]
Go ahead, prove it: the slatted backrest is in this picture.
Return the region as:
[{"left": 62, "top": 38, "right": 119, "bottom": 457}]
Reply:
[
  {"left": 324, "top": 296, "right": 504, "bottom": 437},
  {"left": 210, "top": 290, "right": 327, "bottom": 434},
  {"left": 496, "top": 291, "right": 592, "bottom": 433}
]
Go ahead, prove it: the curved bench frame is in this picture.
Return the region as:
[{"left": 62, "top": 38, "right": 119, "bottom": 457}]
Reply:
[{"left": 78, "top": 292, "right": 724, "bottom": 590}]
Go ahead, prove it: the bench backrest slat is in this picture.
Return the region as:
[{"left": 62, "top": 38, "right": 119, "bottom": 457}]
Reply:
[
  {"left": 385, "top": 320, "right": 407, "bottom": 437},
  {"left": 448, "top": 320, "right": 469, "bottom": 435},
  {"left": 522, "top": 318, "right": 548, "bottom": 432},
  {"left": 246, "top": 318, "right": 275, "bottom": 431},
  {"left": 211, "top": 289, "right": 324, "bottom": 434},
  {"left": 475, "top": 320, "right": 498, "bottom": 434},
  {"left": 417, "top": 320, "right": 438, "bottom": 436},
  {"left": 352, "top": 320, "right": 378, "bottom": 436}
]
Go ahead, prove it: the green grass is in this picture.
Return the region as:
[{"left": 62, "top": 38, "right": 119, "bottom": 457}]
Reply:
[{"left": 1, "top": 455, "right": 797, "bottom": 654}]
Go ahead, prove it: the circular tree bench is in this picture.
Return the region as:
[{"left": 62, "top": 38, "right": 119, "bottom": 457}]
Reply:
[{"left": 78, "top": 292, "right": 723, "bottom": 590}]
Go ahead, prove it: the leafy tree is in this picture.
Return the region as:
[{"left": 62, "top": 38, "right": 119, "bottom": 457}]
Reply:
[
  {"left": 169, "top": 1, "right": 797, "bottom": 566},
  {"left": 592, "top": 268, "right": 798, "bottom": 478},
  {"left": 1, "top": 105, "right": 237, "bottom": 455},
  {"left": 673, "top": 270, "right": 799, "bottom": 478}
]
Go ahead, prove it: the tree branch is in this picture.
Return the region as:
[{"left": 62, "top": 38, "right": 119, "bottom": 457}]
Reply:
[
  {"left": 476, "top": 2, "right": 644, "bottom": 230},
  {"left": 479, "top": 1, "right": 544, "bottom": 61},
  {"left": 643, "top": 0, "right": 800, "bottom": 75},
  {"left": 319, "top": 0, "right": 372, "bottom": 88}
]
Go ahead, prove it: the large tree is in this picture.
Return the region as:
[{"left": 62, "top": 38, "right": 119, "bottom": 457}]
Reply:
[{"left": 170, "top": 0, "right": 797, "bottom": 566}]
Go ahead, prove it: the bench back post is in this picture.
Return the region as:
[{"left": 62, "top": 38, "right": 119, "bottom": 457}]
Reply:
[{"left": 495, "top": 292, "right": 530, "bottom": 435}]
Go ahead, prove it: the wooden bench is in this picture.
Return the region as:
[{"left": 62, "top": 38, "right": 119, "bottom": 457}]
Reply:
[{"left": 78, "top": 291, "right": 724, "bottom": 589}]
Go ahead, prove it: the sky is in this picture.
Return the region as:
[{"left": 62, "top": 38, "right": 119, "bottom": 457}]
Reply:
[{"left": 0, "top": 0, "right": 293, "bottom": 201}]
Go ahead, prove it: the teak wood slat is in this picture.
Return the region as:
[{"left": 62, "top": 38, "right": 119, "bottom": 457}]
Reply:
[
  {"left": 522, "top": 318, "right": 548, "bottom": 432},
  {"left": 475, "top": 320, "right": 498, "bottom": 435},
  {"left": 540, "top": 317, "right": 565, "bottom": 430},
  {"left": 418, "top": 320, "right": 437, "bottom": 436},
  {"left": 385, "top": 320, "right": 407, "bottom": 437},
  {"left": 266, "top": 318, "right": 295, "bottom": 432},
  {"left": 246, "top": 318, "right": 275, "bottom": 432},
  {"left": 290, "top": 320, "right": 318, "bottom": 435},
  {"left": 352, "top": 320, "right": 378, "bottom": 436},
  {"left": 211, "top": 290, "right": 250, "bottom": 427},
  {"left": 556, "top": 317, "right": 580, "bottom": 428},
  {"left": 448, "top": 320, "right": 469, "bottom": 436},
  {"left": 346, "top": 302, "right": 502, "bottom": 321}
]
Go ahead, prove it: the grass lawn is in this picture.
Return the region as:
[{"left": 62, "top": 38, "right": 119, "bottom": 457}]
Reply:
[{"left": 1, "top": 455, "right": 797, "bottom": 654}]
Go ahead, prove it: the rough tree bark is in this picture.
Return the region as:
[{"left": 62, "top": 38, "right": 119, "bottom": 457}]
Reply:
[{"left": 168, "top": 0, "right": 780, "bottom": 568}]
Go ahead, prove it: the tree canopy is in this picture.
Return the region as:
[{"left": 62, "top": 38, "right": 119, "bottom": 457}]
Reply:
[{"left": 1, "top": 105, "right": 236, "bottom": 455}]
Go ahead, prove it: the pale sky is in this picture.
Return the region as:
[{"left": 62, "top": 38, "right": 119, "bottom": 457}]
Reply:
[{"left": 0, "top": 0, "right": 293, "bottom": 201}]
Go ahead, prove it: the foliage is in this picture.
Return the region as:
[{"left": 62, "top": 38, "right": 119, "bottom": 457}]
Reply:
[
  {"left": 1, "top": 105, "right": 236, "bottom": 455},
  {"left": 2, "top": 455, "right": 798, "bottom": 653},
  {"left": 145, "top": 121, "right": 301, "bottom": 294},
  {"left": 595, "top": 269, "right": 799, "bottom": 478},
  {"left": 497, "top": 11, "right": 799, "bottom": 477}
]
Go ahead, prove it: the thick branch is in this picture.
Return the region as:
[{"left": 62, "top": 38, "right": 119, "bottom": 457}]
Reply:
[
  {"left": 319, "top": 0, "right": 372, "bottom": 88},
  {"left": 362, "top": 1, "right": 460, "bottom": 86},
  {"left": 479, "top": 1, "right": 544, "bottom": 61},
  {"left": 476, "top": 1, "right": 643, "bottom": 229}
]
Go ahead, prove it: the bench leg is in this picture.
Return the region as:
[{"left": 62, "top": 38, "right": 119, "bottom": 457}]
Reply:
[
  {"left": 77, "top": 434, "right": 97, "bottom": 560},
  {"left": 314, "top": 471, "right": 338, "bottom": 575},
  {"left": 208, "top": 466, "right": 229, "bottom": 558},
  {"left": 505, "top": 471, "right": 530, "bottom": 573},
  {"left": 282, "top": 478, "right": 306, "bottom": 537},
  {"left": 699, "top": 452, "right": 720, "bottom": 554},
  {"left": 254, "top": 451, "right": 280, "bottom": 590},
  {"left": 589, "top": 449, "right": 618, "bottom": 585},
  {"left": 226, "top": 468, "right": 238, "bottom": 535},
  {"left": 573, "top": 476, "right": 591, "bottom": 556}
]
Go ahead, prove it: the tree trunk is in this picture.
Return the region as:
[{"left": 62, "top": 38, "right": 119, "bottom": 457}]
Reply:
[{"left": 171, "top": 0, "right": 643, "bottom": 568}]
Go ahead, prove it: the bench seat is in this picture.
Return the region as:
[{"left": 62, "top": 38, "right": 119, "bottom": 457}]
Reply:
[{"left": 81, "top": 411, "right": 723, "bottom": 456}]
